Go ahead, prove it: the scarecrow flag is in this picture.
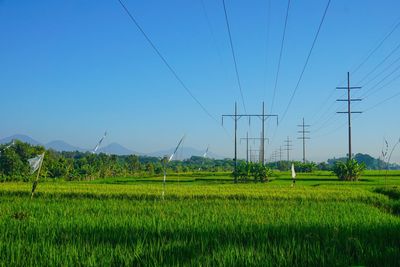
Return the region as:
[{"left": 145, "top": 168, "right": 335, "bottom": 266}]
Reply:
[
  {"left": 93, "top": 131, "right": 107, "bottom": 153},
  {"left": 29, "top": 153, "right": 45, "bottom": 199},
  {"left": 28, "top": 154, "right": 44, "bottom": 174},
  {"left": 291, "top": 163, "right": 296, "bottom": 179}
]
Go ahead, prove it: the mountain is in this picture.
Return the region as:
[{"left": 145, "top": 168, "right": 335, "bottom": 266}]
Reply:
[
  {"left": 98, "top": 143, "right": 140, "bottom": 156},
  {"left": 0, "top": 134, "right": 223, "bottom": 158},
  {"left": 45, "top": 140, "right": 85, "bottom": 152},
  {"left": 0, "top": 134, "right": 41, "bottom": 145},
  {"left": 327, "top": 153, "right": 400, "bottom": 170},
  {"left": 148, "top": 146, "right": 223, "bottom": 159}
]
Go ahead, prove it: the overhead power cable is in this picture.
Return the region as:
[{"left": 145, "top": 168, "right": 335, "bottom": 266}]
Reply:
[
  {"left": 117, "top": 0, "right": 218, "bottom": 123},
  {"left": 361, "top": 53, "right": 400, "bottom": 88},
  {"left": 309, "top": 10, "right": 400, "bottom": 128},
  {"left": 309, "top": 17, "right": 400, "bottom": 140},
  {"left": 280, "top": 0, "right": 331, "bottom": 123},
  {"left": 365, "top": 90, "right": 400, "bottom": 113},
  {"left": 360, "top": 63, "right": 400, "bottom": 99},
  {"left": 262, "top": 0, "right": 272, "bottom": 100},
  {"left": 268, "top": 0, "right": 331, "bottom": 149},
  {"left": 351, "top": 16, "right": 400, "bottom": 75},
  {"left": 312, "top": 45, "right": 400, "bottom": 128},
  {"left": 270, "top": 0, "right": 291, "bottom": 113},
  {"left": 222, "top": 0, "right": 247, "bottom": 113},
  {"left": 357, "top": 42, "right": 400, "bottom": 85}
]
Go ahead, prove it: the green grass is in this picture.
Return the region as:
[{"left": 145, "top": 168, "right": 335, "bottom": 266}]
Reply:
[{"left": 0, "top": 171, "right": 399, "bottom": 266}]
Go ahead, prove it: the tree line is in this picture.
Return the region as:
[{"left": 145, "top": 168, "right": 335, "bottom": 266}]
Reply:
[
  {"left": 0, "top": 141, "right": 234, "bottom": 182},
  {"left": 1, "top": 140, "right": 381, "bottom": 182}
]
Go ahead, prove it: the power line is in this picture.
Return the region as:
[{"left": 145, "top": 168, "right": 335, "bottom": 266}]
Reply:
[
  {"left": 353, "top": 69, "right": 400, "bottom": 113},
  {"left": 362, "top": 53, "right": 400, "bottom": 88},
  {"left": 310, "top": 11, "right": 400, "bottom": 129},
  {"left": 280, "top": 0, "right": 331, "bottom": 123},
  {"left": 117, "top": 0, "right": 218, "bottom": 123},
  {"left": 357, "top": 42, "right": 400, "bottom": 85},
  {"left": 313, "top": 111, "right": 341, "bottom": 134},
  {"left": 314, "top": 66, "right": 400, "bottom": 137},
  {"left": 315, "top": 83, "right": 400, "bottom": 139},
  {"left": 360, "top": 62, "right": 400, "bottom": 99},
  {"left": 313, "top": 50, "right": 400, "bottom": 131},
  {"left": 270, "top": 0, "right": 291, "bottom": 113},
  {"left": 365, "top": 89, "right": 400, "bottom": 112},
  {"left": 313, "top": 120, "right": 347, "bottom": 140},
  {"left": 222, "top": 0, "right": 247, "bottom": 113},
  {"left": 200, "top": 0, "right": 224, "bottom": 64},
  {"left": 311, "top": 91, "right": 346, "bottom": 127},
  {"left": 350, "top": 16, "right": 400, "bottom": 75},
  {"left": 262, "top": 0, "right": 272, "bottom": 101}
]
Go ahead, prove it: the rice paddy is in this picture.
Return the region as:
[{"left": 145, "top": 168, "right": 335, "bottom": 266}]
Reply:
[{"left": 0, "top": 171, "right": 399, "bottom": 266}]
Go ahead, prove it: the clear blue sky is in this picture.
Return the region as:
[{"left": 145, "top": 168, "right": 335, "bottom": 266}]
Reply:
[{"left": 1, "top": 0, "right": 400, "bottom": 162}]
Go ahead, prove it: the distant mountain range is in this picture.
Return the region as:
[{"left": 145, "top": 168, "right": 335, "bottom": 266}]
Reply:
[
  {"left": 98, "top": 143, "right": 141, "bottom": 156},
  {"left": 148, "top": 147, "right": 222, "bottom": 159},
  {"left": 0, "top": 134, "right": 41, "bottom": 146},
  {"left": 45, "top": 140, "right": 85, "bottom": 152},
  {"left": 0, "top": 134, "right": 223, "bottom": 159}
]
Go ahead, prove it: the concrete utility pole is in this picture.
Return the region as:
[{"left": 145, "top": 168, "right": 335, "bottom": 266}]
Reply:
[
  {"left": 242, "top": 102, "right": 278, "bottom": 165},
  {"left": 223, "top": 102, "right": 278, "bottom": 182},
  {"left": 244, "top": 132, "right": 249, "bottom": 163},
  {"left": 270, "top": 151, "right": 277, "bottom": 163},
  {"left": 222, "top": 102, "right": 242, "bottom": 183},
  {"left": 249, "top": 149, "right": 261, "bottom": 163},
  {"left": 336, "top": 72, "right": 362, "bottom": 160},
  {"left": 240, "top": 136, "right": 268, "bottom": 163},
  {"left": 297, "top": 118, "right": 310, "bottom": 163},
  {"left": 284, "top": 136, "right": 293, "bottom": 162}
]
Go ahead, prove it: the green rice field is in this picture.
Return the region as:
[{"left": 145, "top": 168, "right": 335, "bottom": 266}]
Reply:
[{"left": 0, "top": 171, "right": 399, "bottom": 266}]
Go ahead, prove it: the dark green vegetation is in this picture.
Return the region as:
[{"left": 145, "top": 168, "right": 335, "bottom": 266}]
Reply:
[
  {"left": 1, "top": 140, "right": 400, "bottom": 266},
  {"left": 0, "top": 172, "right": 400, "bottom": 266},
  {"left": 332, "top": 159, "right": 366, "bottom": 181},
  {"left": 0, "top": 141, "right": 234, "bottom": 181},
  {"left": 1, "top": 140, "right": 396, "bottom": 183},
  {"left": 233, "top": 161, "right": 273, "bottom": 182}
]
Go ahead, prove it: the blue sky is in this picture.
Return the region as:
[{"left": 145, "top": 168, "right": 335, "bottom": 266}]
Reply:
[{"left": 1, "top": 0, "right": 400, "bottom": 162}]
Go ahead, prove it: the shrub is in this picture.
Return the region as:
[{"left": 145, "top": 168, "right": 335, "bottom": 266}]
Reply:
[
  {"left": 332, "top": 159, "right": 365, "bottom": 181},
  {"left": 250, "top": 163, "right": 273, "bottom": 183},
  {"left": 232, "top": 162, "right": 273, "bottom": 183}
]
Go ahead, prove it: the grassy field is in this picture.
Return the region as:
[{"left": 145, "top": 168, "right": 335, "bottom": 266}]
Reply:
[{"left": 0, "top": 171, "right": 399, "bottom": 266}]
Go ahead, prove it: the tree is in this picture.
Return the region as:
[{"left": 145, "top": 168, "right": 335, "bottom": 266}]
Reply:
[
  {"left": 250, "top": 163, "right": 272, "bottom": 183},
  {"left": 0, "top": 148, "right": 29, "bottom": 181},
  {"left": 237, "top": 161, "right": 250, "bottom": 182},
  {"left": 146, "top": 162, "right": 155, "bottom": 176},
  {"left": 126, "top": 155, "right": 141, "bottom": 174},
  {"left": 332, "top": 159, "right": 365, "bottom": 181}
]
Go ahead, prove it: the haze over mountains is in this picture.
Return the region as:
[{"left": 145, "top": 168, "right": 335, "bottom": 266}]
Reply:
[{"left": 0, "top": 134, "right": 222, "bottom": 159}]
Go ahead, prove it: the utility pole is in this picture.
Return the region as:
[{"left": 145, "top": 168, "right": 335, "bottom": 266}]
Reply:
[
  {"left": 245, "top": 132, "right": 249, "bottom": 163},
  {"left": 223, "top": 102, "right": 278, "bottom": 173},
  {"left": 270, "top": 151, "right": 275, "bottom": 162},
  {"left": 240, "top": 136, "right": 268, "bottom": 164},
  {"left": 222, "top": 102, "right": 242, "bottom": 183},
  {"left": 250, "top": 149, "right": 261, "bottom": 163},
  {"left": 284, "top": 136, "right": 293, "bottom": 162},
  {"left": 243, "top": 102, "right": 278, "bottom": 165},
  {"left": 279, "top": 146, "right": 283, "bottom": 162},
  {"left": 271, "top": 150, "right": 279, "bottom": 169},
  {"left": 297, "top": 118, "right": 310, "bottom": 163},
  {"left": 336, "top": 72, "right": 362, "bottom": 160}
]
